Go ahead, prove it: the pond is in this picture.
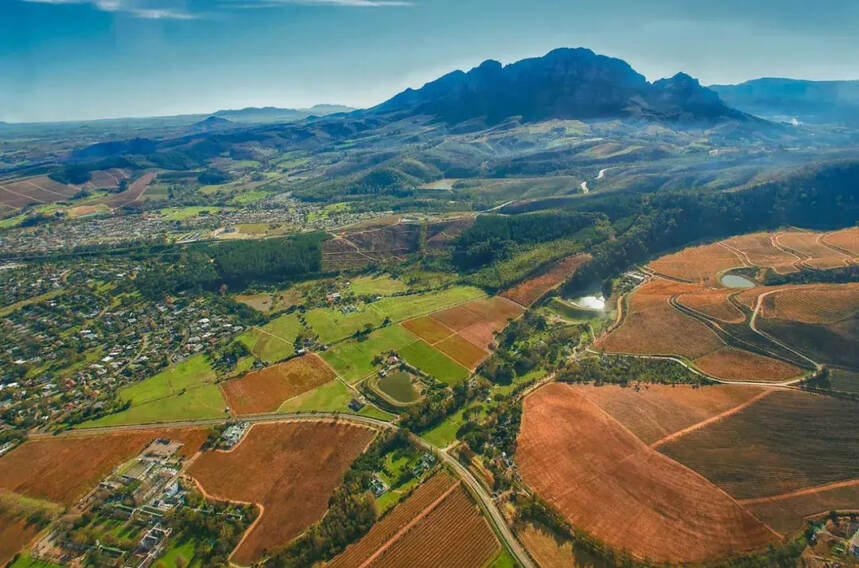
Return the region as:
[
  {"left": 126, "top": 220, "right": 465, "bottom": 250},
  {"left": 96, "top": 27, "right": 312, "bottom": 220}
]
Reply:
[
  {"left": 377, "top": 372, "right": 419, "bottom": 403},
  {"left": 572, "top": 294, "right": 606, "bottom": 310},
  {"left": 720, "top": 273, "right": 755, "bottom": 289}
]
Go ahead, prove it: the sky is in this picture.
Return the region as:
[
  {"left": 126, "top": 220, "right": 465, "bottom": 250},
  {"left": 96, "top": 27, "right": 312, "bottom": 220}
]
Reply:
[{"left": 2, "top": 0, "right": 859, "bottom": 123}]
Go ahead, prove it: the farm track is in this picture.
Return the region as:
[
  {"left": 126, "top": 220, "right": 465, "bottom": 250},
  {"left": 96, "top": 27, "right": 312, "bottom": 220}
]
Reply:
[{"left": 738, "top": 479, "right": 859, "bottom": 506}]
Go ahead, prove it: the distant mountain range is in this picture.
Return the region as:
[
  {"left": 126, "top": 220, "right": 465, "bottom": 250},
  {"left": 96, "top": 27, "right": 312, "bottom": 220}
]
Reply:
[
  {"left": 372, "top": 48, "right": 748, "bottom": 124},
  {"left": 212, "top": 104, "right": 354, "bottom": 123},
  {"left": 710, "top": 78, "right": 859, "bottom": 126}
]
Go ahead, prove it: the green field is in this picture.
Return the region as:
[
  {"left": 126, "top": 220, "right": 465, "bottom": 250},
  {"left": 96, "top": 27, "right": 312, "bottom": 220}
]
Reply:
[
  {"left": 237, "top": 313, "right": 303, "bottom": 362},
  {"left": 113, "top": 354, "right": 215, "bottom": 406},
  {"left": 400, "top": 340, "right": 469, "bottom": 385},
  {"left": 277, "top": 379, "right": 395, "bottom": 421},
  {"left": 349, "top": 274, "right": 409, "bottom": 296},
  {"left": 321, "top": 325, "right": 418, "bottom": 382},
  {"left": 8, "top": 552, "right": 64, "bottom": 568},
  {"left": 155, "top": 537, "right": 202, "bottom": 568},
  {"left": 304, "top": 286, "right": 484, "bottom": 344},
  {"left": 829, "top": 367, "right": 859, "bottom": 394},
  {"left": 160, "top": 206, "right": 227, "bottom": 221},
  {"left": 421, "top": 404, "right": 473, "bottom": 448},
  {"left": 80, "top": 383, "right": 227, "bottom": 427}
]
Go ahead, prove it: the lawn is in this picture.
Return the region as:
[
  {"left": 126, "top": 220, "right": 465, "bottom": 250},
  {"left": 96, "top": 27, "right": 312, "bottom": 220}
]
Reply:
[
  {"left": 238, "top": 313, "right": 303, "bottom": 362},
  {"left": 80, "top": 383, "right": 227, "bottom": 427},
  {"left": 349, "top": 274, "right": 409, "bottom": 296},
  {"left": 421, "top": 404, "right": 473, "bottom": 448},
  {"left": 155, "top": 537, "right": 201, "bottom": 568},
  {"left": 8, "top": 552, "right": 63, "bottom": 568},
  {"left": 320, "top": 325, "right": 418, "bottom": 383},
  {"left": 115, "top": 354, "right": 215, "bottom": 406},
  {"left": 160, "top": 206, "right": 226, "bottom": 221},
  {"left": 400, "top": 340, "right": 469, "bottom": 385},
  {"left": 304, "top": 306, "right": 385, "bottom": 344}
]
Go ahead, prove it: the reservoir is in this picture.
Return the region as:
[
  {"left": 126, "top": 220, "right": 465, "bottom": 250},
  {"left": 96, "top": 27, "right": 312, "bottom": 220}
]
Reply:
[{"left": 720, "top": 273, "right": 755, "bottom": 288}]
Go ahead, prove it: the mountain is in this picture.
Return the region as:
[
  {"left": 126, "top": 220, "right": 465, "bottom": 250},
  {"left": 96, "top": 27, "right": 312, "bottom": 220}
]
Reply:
[
  {"left": 372, "top": 48, "right": 748, "bottom": 124},
  {"left": 213, "top": 104, "right": 354, "bottom": 124},
  {"left": 188, "top": 115, "right": 234, "bottom": 132},
  {"left": 710, "top": 78, "right": 859, "bottom": 125}
]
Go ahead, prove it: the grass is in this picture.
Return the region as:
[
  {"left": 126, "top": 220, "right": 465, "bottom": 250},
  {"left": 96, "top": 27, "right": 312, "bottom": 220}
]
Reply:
[
  {"left": 400, "top": 341, "right": 469, "bottom": 385},
  {"left": 0, "top": 214, "right": 26, "bottom": 229},
  {"left": 349, "top": 274, "right": 409, "bottom": 296},
  {"left": 465, "top": 238, "right": 586, "bottom": 289},
  {"left": 486, "top": 548, "right": 517, "bottom": 568},
  {"left": 304, "top": 306, "right": 385, "bottom": 344},
  {"left": 80, "top": 383, "right": 227, "bottom": 427},
  {"left": 829, "top": 367, "right": 859, "bottom": 394},
  {"left": 228, "top": 189, "right": 269, "bottom": 205},
  {"left": 0, "top": 289, "right": 63, "bottom": 317},
  {"left": 112, "top": 354, "right": 215, "bottom": 406},
  {"left": 155, "top": 537, "right": 201, "bottom": 568},
  {"left": 421, "top": 404, "right": 473, "bottom": 448},
  {"left": 321, "top": 325, "right": 418, "bottom": 383},
  {"left": 238, "top": 313, "right": 303, "bottom": 362},
  {"left": 278, "top": 379, "right": 353, "bottom": 413},
  {"left": 8, "top": 552, "right": 64, "bottom": 568},
  {"left": 160, "top": 206, "right": 226, "bottom": 221}
]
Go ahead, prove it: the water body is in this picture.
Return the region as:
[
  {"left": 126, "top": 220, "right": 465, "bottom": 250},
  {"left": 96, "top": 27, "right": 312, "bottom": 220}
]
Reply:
[
  {"left": 573, "top": 294, "right": 606, "bottom": 310},
  {"left": 377, "top": 372, "right": 419, "bottom": 403},
  {"left": 721, "top": 273, "right": 755, "bottom": 288}
]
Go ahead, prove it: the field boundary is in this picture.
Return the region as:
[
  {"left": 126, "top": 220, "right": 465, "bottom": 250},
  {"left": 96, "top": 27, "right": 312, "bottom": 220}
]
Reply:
[{"left": 737, "top": 478, "right": 859, "bottom": 506}]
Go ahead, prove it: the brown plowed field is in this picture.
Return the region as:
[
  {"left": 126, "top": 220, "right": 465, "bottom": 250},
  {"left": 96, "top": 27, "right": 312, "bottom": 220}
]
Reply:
[
  {"left": 0, "top": 428, "right": 209, "bottom": 505},
  {"left": 734, "top": 287, "right": 768, "bottom": 311},
  {"left": 0, "top": 176, "right": 76, "bottom": 208},
  {"left": 500, "top": 254, "right": 591, "bottom": 306},
  {"left": 0, "top": 511, "right": 42, "bottom": 566},
  {"left": 516, "top": 383, "right": 777, "bottom": 563},
  {"left": 822, "top": 226, "right": 859, "bottom": 257},
  {"left": 188, "top": 421, "right": 374, "bottom": 565},
  {"left": 744, "top": 481, "right": 859, "bottom": 535},
  {"left": 430, "top": 297, "right": 523, "bottom": 350},
  {"left": 105, "top": 172, "right": 156, "bottom": 208},
  {"left": 693, "top": 347, "right": 804, "bottom": 383},
  {"left": 434, "top": 334, "right": 487, "bottom": 369},
  {"left": 659, "top": 389, "right": 859, "bottom": 500},
  {"left": 776, "top": 231, "right": 851, "bottom": 270},
  {"left": 759, "top": 283, "right": 859, "bottom": 324},
  {"left": 572, "top": 384, "right": 767, "bottom": 445},
  {"left": 364, "top": 485, "right": 499, "bottom": 568},
  {"left": 676, "top": 288, "right": 747, "bottom": 323},
  {"left": 402, "top": 317, "right": 454, "bottom": 344},
  {"left": 598, "top": 279, "right": 723, "bottom": 359},
  {"left": 723, "top": 233, "right": 800, "bottom": 274},
  {"left": 327, "top": 473, "right": 456, "bottom": 568},
  {"left": 648, "top": 242, "right": 745, "bottom": 285},
  {"left": 222, "top": 354, "right": 335, "bottom": 415}
]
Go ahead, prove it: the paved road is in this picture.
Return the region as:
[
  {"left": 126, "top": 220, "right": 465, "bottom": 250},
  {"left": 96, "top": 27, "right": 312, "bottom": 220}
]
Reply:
[{"left": 34, "top": 411, "right": 536, "bottom": 568}]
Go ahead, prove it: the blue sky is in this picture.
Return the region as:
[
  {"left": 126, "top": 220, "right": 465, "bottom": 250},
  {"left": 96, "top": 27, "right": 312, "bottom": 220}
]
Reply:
[{"left": 2, "top": 0, "right": 858, "bottom": 122}]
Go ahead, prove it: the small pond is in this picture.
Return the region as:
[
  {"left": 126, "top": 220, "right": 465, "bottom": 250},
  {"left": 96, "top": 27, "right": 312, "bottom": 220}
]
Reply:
[
  {"left": 377, "top": 372, "right": 419, "bottom": 403},
  {"left": 572, "top": 294, "right": 606, "bottom": 310},
  {"left": 720, "top": 273, "right": 755, "bottom": 289}
]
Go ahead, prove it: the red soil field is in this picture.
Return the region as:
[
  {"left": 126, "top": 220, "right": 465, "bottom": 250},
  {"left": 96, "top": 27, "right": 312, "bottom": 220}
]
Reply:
[
  {"left": 744, "top": 481, "right": 859, "bottom": 536},
  {"left": 221, "top": 354, "right": 335, "bottom": 415},
  {"left": 723, "top": 233, "right": 800, "bottom": 274},
  {"left": 572, "top": 383, "right": 767, "bottom": 445},
  {"left": 658, "top": 389, "right": 859, "bottom": 500},
  {"left": 759, "top": 283, "right": 859, "bottom": 324},
  {"left": 430, "top": 297, "right": 523, "bottom": 350},
  {"left": 822, "top": 226, "right": 859, "bottom": 257},
  {"left": 434, "top": 334, "right": 487, "bottom": 370},
  {"left": 676, "top": 288, "right": 746, "bottom": 323},
  {"left": 598, "top": 279, "right": 723, "bottom": 359},
  {"left": 327, "top": 473, "right": 457, "bottom": 568},
  {"left": 517, "top": 523, "right": 577, "bottom": 568},
  {"left": 776, "top": 231, "right": 851, "bottom": 270},
  {"left": 86, "top": 168, "right": 130, "bottom": 190},
  {"left": 693, "top": 347, "right": 804, "bottom": 383},
  {"left": 402, "top": 317, "right": 454, "bottom": 345},
  {"left": 188, "top": 421, "right": 374, "bottom": 565},
  {"left": 365, "top": 485, "right": 499, "bottom": 568},
  {"left": 649, "top": 242, "right": 746, "bottom": 285},
  {"left": 516, "top": 383, "right": 776, "bottom": 563},
  {"left": 500, "top": 254, "right": 591, "bottom": 306},
  {"left": 0, "top": 176, "right": 76, "bottom": 208},
  {"left": 0, "top": 428, "right": 209, "bottom": 505},
  {"left": 0, "top": 512, "right": 42, "bottom": 566},
  {"left": 105, "top": 172, "right": 156, "bottom": 208},
  {"left": 734, "top": 287, "right": 768, "bottom": 311}
]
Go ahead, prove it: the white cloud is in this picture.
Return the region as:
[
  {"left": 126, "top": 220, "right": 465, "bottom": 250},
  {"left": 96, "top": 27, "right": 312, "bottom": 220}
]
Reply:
[
  {"left": 225, "top": 0, "right": 413, "bottom": 7},
  {"left": 22, "top": 0, "right": 198, "bottom": 19}
]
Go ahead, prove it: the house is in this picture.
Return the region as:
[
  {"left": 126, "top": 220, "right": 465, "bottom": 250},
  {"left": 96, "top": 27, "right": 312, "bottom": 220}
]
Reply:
[
  {"left": 849, "top": 527, "right": 859, "bottom": 557},
  {"left": 369, "top": 475, "right": 389, "bottom": 497}
]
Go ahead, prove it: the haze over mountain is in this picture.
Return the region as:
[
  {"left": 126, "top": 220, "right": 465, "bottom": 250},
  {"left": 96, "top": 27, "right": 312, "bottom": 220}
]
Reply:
[
  {"left": 710, "top": 78, "right": 859, "bottom": 126},
  {"left": 372, "top": 48, "right": 749, "bottom": 125}
]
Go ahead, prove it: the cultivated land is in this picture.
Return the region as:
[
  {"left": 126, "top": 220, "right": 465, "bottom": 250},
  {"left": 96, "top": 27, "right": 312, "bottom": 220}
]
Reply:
[
  {"left": 572, "top": 383, "right": 768, "bottom": 445},
  {"left": 321, "top": 324, "right": 420, "bottom": 383},
  {"left": 188, "top": 421, "right": 374, "bottom": 566},
  {"left": 430, "top": 296, "right": 524, "bottom": 350},
  {"left": 353, "top": 484, "right": 500, "bottom": 568},
  {"left": 822, "top": 226, "right": 859, "bottom": 257},
  {"left": 500, "top": 253, "right": 590, "bottom": 307},
  {"left": 349, "top": 274, "right": 409, "bottom": 296},
  {"left": 0, "top": 429, "right": 209, "bottom": 505},
  {"left": 221, "top": 353, "right": 335, "bottom": 415},
  {"left": 516, "top": 523, "right": 577, "bottom": 568},
  {"left": 744, "top": 482, "right": 859, "bottom": 536},
  {"left": 723, "top": 233, "right": 801, "bottom": 274},
  {"left": 776, "top": 231, "right": 851, "bottom": 270},
  {"left": 0, "top": 176, "right": 77, "bottom": 209},
  {"left": 239, "top": 312, "right": 304, "bottom": 362},
  {"left": 693, "top": 347, "right": 804, "bottom": 383},
  {"left": 0, "top": 511, "right": 43, "bottom": 567},
  {"left": 676, "top": 288, "right": 746, "bottom": 323},
  {"left": 649, "top": 242, "right": 746, "bottom": 285},
  {"left": 658, "top": 389, "right": 859, "bottom": 499},
  {"left": 327, "top": 472, "right": 457, "bottom": 568},
  {"left": 399, "top": 340, "right": 469, "bottom": 385},
  {"left": 516, "top": 383, "right": 776, "bottom": 563}
]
